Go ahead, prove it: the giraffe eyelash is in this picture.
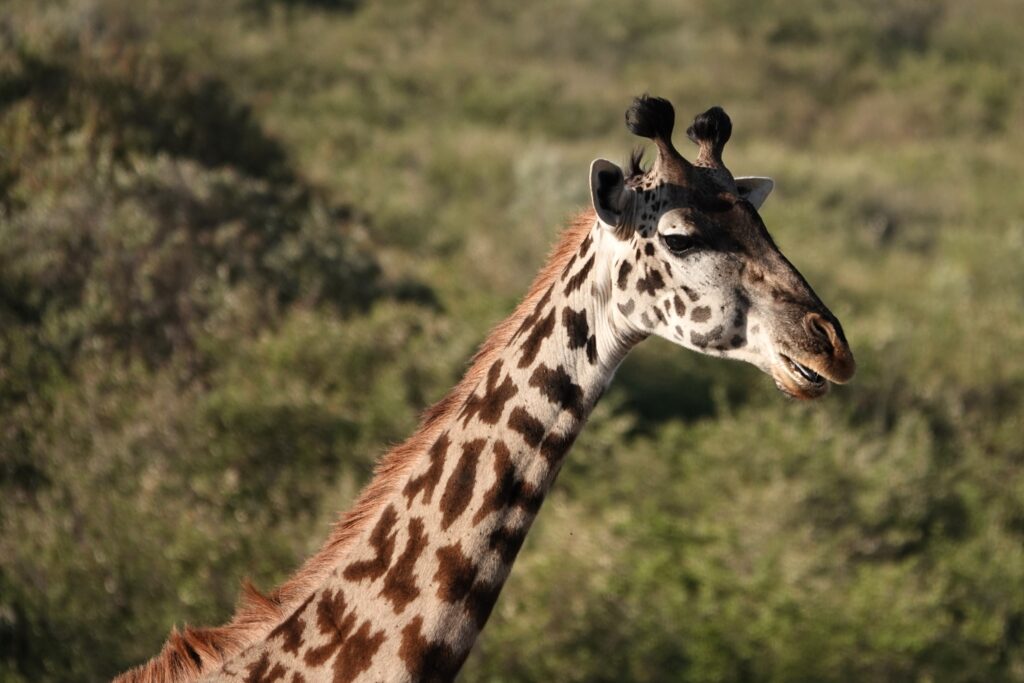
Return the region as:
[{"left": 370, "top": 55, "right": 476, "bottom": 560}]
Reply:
[{"left": 661, "top": 233, "right": 702, "bottom": 255}]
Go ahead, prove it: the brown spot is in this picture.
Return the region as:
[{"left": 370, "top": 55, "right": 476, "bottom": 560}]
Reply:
[
  {"left": 673, "top": 294, "right": 686, "bottom": 317},
  {"left": 563, "top": 254, "right": 595, "bottom": 295},
  {"left": 403, "top": 433, "right": 450, "bottom": 506},
  {"left": 644, "top": 242, "right": 655, "bottom": 255},
  {"left": 636, "top": 269, "right": 665, "bottom": 295},
  {"left": 488, "top": 524, "right": 528, "bottom": 564},
  {"left": 434, "top": 542, "right": 478, "bottom": 603},
  {"left": 617, "top": 300, "right": 635, "bottom": 316},
  {"left": 540, "top": 431, "right": 577, "bottom": 464},
  {"left": 560, "top": 251, "right": 578, "bottom": 278},
  {"left": 617, "top": 261, "right": 633, "bottom": 290},
  {"left": 303, "top": 589, "right": 385, "bottom": 683},
  {"left": 517, "top": 308, "right": 555, "bottom": 368},
  {"left": 460, "top": 360, "right": 518, "bottom": 426},
  {"left": 342, "top": 504, "right": 398, "bottom": 582},
  {"left": 267, "top": 593, "right": 315, "bottom": 657},
  {"left": 586, "top": 335, "right": 598, "bottom": 364},
  {"left": 510, "top": 284, "right": 554, "bottom": 342},
  {"left": 690, "top": 325, "right": 724, "bottom": 348},
  {"left": 732, "top": 302, "right": 747, "bottom": 328},
  {"left": 291, "top": 674, "right": 305, "bottom": 683},
  {"left": 562, "top": 307, "right": 589, "bottom": 351},
  {"left": 578, "top": 232, "right": 593, "bottom": 256},
  {"left": 682, "top": 285, "right": 700, "bottom": 302},
  {"left": 304, "top": 590, "right": 354, "bottom": 665},
  {"left": 466, "top": 579, "right": 505, "bottom": 629},
  {"left": 380, "top": 517, "right": 428, "bottom": 613},
  {"left": 440, "top": 439, "right": 486, "bottom": 530},
  {"left": 508, "top": 407, "right": 544, "bottom": 448},
  {"left": 243, "top": 653, "right": 287, "bottom": 683},
  {"left": 690, "top": 305, "right": 712, "bottom": 323},
  {"left": 529, "top": 363, "right": 584, "bottom": 419},
  {"left": 399, "top": 616, "right": 469, "bottom": 683},
  {"left": 731, "top": 334, "right": 745, "bottom": 348},
  {"left": 333, "top": 622, "right": 386, "bottom": 683},
  {"left": 472, "top": 440, "right": 543, "bottom": 525}
]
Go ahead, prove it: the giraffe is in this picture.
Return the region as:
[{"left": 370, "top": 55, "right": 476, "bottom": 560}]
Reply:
[{"left": 117, "top": 95, "right": 855, "bottom": 683}]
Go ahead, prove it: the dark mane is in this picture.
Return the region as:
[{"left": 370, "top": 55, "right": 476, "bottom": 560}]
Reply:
[{"left": 626, "top": 146, "right": 647, "bottom": 181}]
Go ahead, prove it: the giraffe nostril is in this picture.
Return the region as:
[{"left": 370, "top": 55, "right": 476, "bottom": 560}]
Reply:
[{"left": 804, "top": 312, "right": 836, "bottom": 351}]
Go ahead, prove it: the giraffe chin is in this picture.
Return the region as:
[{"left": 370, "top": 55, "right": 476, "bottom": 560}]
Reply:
[{"left": 772, "top": 354, "right": 831, "bottom": 400}]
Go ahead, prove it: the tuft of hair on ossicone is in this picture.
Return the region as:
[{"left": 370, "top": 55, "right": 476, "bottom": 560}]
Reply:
[{"left": 686, "top": 106, "right": 732, "bottom": 169}]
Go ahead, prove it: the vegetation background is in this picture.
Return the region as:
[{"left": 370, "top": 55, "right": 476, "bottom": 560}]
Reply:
[{"left": 2, "top": 0, "right": 1023, "bottom": 680}]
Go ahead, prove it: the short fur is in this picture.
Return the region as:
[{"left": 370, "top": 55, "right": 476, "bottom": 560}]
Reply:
[{"left": 115, "top": 212, "right": 597, "bottom": 683}]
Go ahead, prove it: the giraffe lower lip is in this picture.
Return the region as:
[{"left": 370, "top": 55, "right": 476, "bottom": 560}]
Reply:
[{"left": 782, "top": 355, "right": 824, "bottom": 385}]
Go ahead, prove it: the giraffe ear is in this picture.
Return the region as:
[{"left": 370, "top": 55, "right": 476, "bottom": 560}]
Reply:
[
  {"left": 735, "top": 176, "right": 774, "bottom": 209},
  {"left": 590, "top": 159, "right": 634, "bottom": 230}
]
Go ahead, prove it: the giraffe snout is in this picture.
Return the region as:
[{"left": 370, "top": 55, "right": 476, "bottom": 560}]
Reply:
[{"left": 803, "top": 311, "right": 855, "bottom": 383}]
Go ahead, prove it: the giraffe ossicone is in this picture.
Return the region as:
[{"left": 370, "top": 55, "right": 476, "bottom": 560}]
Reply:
[{"left": 118, "top": 95, "right": 855, "bottom": 683}]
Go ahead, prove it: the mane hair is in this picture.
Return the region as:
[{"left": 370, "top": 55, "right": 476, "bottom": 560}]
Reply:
[
  {"left": 115, "top": 210, "right": 598, "bottom": 683},
  {"left": 626, "top": 147, "right": 647, "bottom": 182}
]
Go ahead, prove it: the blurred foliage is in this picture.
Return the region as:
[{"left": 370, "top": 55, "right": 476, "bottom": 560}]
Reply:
[{"left": 1, "top": 0, "right": 1023, "bottom": 681}]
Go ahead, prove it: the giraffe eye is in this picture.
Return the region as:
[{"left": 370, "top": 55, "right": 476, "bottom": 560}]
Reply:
[{"left": 662, "top": 233, "right": 700, "bottom": 255}]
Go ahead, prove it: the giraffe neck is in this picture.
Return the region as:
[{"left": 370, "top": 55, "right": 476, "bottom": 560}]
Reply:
[{"left": 205, "top": 218, "right": 638, "bottom": 683}]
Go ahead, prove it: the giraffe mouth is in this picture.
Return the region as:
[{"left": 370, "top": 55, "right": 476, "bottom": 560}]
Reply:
[
  {"left": 773, "top": 354, "right": 829, "bottom": 400},
  {"left": 786, "top": 356, "right": 823, "bottom": 384}
]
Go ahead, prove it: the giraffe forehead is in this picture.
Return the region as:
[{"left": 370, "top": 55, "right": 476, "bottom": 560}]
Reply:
[
  {"left": 629, "top": 179, "right": 744, "bottom": 242},
  {"left": 627, "top": 162, "right": 733, "bottom": 195},
  {"left": 646, "top": 200, "right": 766, "bottom": 260}
]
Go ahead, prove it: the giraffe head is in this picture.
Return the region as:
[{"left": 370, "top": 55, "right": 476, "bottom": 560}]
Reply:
[{"left": 590, "top": 95, "right": 855, "bottom": 399}]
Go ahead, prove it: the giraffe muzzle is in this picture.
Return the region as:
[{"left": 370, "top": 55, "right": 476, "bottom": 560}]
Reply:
[
  {"left": 773, "top": 353, "right": 830, "bottom": 400},
  {"left": 787, "top": 356, "right": 825, "bottom": 385},
  {"left": 770, "top": 312, "right": 855, "bottom": 400}
]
